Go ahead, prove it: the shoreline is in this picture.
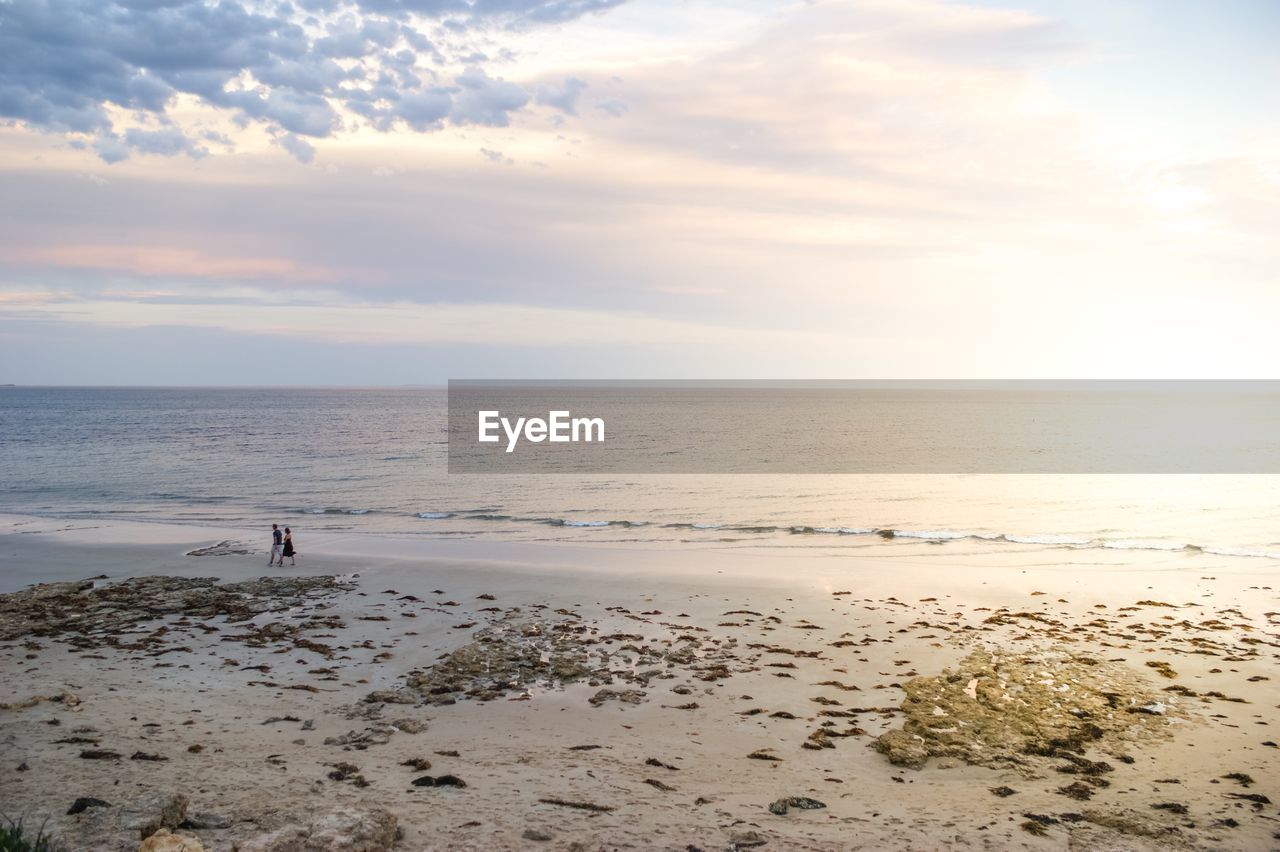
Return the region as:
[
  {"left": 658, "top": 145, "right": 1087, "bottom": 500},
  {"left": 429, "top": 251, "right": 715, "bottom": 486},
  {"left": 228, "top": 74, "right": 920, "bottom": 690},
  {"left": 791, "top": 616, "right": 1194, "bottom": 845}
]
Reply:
[{"left": 1, "top": 514, "right": 1277, "bottom": 850}]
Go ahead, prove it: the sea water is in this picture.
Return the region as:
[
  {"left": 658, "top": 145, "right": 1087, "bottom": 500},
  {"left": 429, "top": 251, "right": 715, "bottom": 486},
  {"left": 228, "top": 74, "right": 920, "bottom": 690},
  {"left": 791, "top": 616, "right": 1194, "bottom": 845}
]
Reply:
[{"left": 2, "top": 386, "right": 1279, "bottom": 560}]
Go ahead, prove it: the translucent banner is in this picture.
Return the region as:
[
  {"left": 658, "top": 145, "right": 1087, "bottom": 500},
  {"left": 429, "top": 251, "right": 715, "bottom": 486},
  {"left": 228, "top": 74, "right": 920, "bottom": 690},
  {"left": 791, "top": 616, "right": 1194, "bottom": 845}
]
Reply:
[{"left": 447, "top": 381, "right": 1280, "bottom": 473}]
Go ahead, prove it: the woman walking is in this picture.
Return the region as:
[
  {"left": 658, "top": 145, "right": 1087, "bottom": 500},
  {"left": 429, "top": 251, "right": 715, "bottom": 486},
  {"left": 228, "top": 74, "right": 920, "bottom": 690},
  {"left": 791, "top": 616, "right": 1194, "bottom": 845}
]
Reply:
[{"left": 281, "top": 527, "right": 297, "bottom": 566}]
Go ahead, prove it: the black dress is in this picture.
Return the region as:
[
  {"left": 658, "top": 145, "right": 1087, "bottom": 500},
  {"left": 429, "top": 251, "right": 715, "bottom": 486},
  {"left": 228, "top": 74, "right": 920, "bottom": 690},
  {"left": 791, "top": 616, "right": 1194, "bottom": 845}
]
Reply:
[{"left": 282, "top": 537, "right": 295, "bottom": 557}]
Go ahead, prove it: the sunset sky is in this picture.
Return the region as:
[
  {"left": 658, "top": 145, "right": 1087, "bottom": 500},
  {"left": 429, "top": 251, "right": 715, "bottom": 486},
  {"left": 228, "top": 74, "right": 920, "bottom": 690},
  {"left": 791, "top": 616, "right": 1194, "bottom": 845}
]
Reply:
[{"left": 1, "top": 0, "right": 1277, "bottom": 384}]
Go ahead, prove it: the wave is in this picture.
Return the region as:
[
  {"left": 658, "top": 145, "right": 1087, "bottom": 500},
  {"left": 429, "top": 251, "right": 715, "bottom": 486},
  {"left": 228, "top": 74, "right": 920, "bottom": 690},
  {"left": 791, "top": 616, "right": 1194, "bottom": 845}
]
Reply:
[
  {"left": 1202, "top": 545, "right": 1280, "bottom": 559},
  {"left": 545, "top": 518, "right": 643, "bottom": 528},
  {"left": 889, "top": 529, "right": 972, "bottom": 541},
  {"left": 298, "top": 507, "right": 372, "bottom": 515},
  {"left": 791, "top": 526, "right": 875, "bottom": 535},
  {"left": 393, "top": 508, "right": 1280, "bottom": 561},
  {"left": 1099, "top": 539, "right": 1190, "bottom": 552},
  {"left": 1001, "top": 533, "right": 1093, "bottom": 546}
]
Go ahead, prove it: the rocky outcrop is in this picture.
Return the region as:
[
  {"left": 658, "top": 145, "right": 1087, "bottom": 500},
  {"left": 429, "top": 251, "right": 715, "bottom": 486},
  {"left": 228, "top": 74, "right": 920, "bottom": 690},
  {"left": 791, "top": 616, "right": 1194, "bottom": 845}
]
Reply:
[
  {"left": 139, "top": 828, "right": 206, "bottom": 851},
  {"left": 394, "top": 615, "right": 740, "bottom": 706},
  {"left": 233, "top": 805, "right": 398, "bottom": 852},
  {"left": 64, "top": 792, "right": 190, "bottom": 848},
  {"left": 874, "top": 646, "right": 1185, "bottom": 772},
  {"left": 0, "top": 576, "right": 354, "bottom": 641}
]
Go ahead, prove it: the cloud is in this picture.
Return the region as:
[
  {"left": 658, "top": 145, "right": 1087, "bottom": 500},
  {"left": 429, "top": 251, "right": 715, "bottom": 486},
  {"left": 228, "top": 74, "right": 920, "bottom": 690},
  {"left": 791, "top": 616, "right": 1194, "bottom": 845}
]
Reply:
[
  {"left": 0, "top": 287, "right": 848, "bottom": 351},
  {"left": 124, "top": 127, "right": 209, "bottom": 159},
  {"left": 0, "top": 0, "right": 626, "bottom": 162},
  {"left": 4, "top": 0, "right": 1279, "bottom": 383},
  {"left": 391, "top": 88, "right": 454, "bottom": 130},
  {"left": 536, "top": 76, "right": 587, "bottom": 115},
  {"left": 593, "top": 97, "right": 627, "bottom": 117},
  {"left": 1, "top": 243, "right": 348, "bottom": 282},
  {"left": 450, "top": 67, "right": 530, "bottom": 126},
  {"left": 277, "top": 133, "right": 317, "bottom": 164},
  {"left": 354, "top": 0, "right": 628, "bottom": 28}
]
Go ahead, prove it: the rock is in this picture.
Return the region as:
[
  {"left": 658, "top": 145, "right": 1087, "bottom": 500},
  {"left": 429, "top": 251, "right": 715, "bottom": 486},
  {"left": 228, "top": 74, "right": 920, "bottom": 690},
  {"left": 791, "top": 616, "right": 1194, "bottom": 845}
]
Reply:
[
  {"left": 399, "top": 614, "right": 739, "bottom": 706},
  {"left": 873, "top": 647, "right": 1179, "bottom": 772},
  {"left": 139, "top": 828, "right": 206, "bottom": 851},
  {"left": 124, "top": 793, "right": 189, "bottom": 839},
  {"left": 326, "top": 762, "right": 369, "bottom": 787},
  {"left": 410, "top": 774, "right": 466, "bottom": 788},
  {"left": 0, "top": 576, "right": 352, "bottom": 642},
  {"left": 363, "top": 690, "right": 415, "bottom": 705},
  {"left": 235, "top": 805, "right": 398, "bottom": 852},
  {"left": 389, "top": 717, "right": 428, "bottom": 734},
  {"left": 767, "top": 797, "right": 826, "bottom": 815},
  {"left": 182, "top": 811, "right": 232, "bottom": 830},
  {"left": 0, "top": 691, "right": 81, "bottom": 711},
  {"left": 68, "top": 793, "right": 190, "bottom": 846},
  {"left": 307, "top": 807, "right": 398, "bottom": 850},
  {"left": 324, "top": 727, "right": 393, "bottom": 749},
  {"left": 873, "top": 730, "right": 930, "bottom": 769},
  {"left": 67, "top": 796, "right": 112, "bottom": 815},
  {"left": 522, "top": 829, "right": 553, "bottom": 842},
  {"left": 588, "top": 688, "right": 645, "bottom": 707},
  {"left": 729, "top": 830, "right": 767, "bottom": 848}
]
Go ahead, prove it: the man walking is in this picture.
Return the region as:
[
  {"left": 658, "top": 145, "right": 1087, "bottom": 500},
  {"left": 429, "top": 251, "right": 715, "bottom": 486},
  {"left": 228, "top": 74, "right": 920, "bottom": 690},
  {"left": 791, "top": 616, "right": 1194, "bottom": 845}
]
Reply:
[{"left": 269, "top": 523, "right": 284, "bottom": 566}]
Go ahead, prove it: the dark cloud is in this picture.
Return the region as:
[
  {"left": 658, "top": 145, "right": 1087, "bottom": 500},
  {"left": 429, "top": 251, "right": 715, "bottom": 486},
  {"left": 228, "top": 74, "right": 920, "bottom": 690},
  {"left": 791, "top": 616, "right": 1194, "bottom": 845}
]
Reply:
[{"left": 0, "top": 0, "right": 625, "bottom": 162}]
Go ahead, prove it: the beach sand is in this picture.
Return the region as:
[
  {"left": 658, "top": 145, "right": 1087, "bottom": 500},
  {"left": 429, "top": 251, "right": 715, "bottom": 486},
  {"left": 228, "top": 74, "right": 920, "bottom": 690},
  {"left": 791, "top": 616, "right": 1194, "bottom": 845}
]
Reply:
[{"left": 1, "top": 514, "right": 1277, "bottom": 850}]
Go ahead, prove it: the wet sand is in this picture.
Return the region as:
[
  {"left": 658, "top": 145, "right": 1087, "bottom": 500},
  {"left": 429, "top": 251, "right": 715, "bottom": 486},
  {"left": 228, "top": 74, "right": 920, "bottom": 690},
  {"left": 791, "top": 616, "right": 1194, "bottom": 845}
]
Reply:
[{"left": 1, "top": 514, "right": 1277, "bottom": 850}]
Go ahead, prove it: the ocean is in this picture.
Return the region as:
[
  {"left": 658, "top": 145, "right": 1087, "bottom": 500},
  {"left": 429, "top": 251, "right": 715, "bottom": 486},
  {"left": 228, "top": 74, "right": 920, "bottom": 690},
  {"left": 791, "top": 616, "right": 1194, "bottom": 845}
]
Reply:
[{"left": 2, "top": 386, "right": 1279, "bottom": 560}]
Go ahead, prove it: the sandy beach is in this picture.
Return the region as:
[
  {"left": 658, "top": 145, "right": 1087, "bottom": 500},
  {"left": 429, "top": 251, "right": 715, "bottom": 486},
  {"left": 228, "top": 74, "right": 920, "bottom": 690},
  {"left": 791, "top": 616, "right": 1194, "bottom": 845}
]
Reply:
[{"left": 1, "top": 513, "right": 1277, "bottom": 851}]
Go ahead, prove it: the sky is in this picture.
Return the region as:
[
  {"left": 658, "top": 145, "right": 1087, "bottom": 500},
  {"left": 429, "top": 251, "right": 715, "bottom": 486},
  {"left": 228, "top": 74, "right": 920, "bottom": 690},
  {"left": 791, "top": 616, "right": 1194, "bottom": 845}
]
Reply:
[{"left": 0, "top": 0, "right": 1277, "bottom": 384}]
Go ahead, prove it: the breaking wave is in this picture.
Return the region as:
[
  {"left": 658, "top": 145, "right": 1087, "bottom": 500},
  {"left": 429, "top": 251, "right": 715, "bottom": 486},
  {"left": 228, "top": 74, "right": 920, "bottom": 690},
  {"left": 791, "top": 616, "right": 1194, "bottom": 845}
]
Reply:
[{"left": 408, "top": 511, "right": 1280, "bottom": 559}]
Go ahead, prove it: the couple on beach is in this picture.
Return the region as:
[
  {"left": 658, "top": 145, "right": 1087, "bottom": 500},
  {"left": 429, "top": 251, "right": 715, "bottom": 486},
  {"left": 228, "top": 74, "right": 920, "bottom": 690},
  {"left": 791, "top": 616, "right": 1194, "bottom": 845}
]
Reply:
[{"left": 269, "top": 523, "right": 296, "bottom": 566}]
